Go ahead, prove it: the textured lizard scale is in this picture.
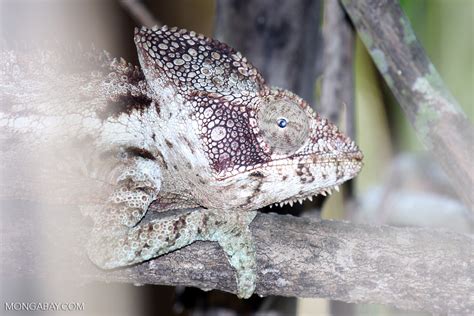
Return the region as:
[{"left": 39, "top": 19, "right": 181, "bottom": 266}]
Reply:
[
  {"left": 1, "top": 25, "right": 362, "bottom": 298},
  {"left": 134, "top": 26, "right": 272, "bottom": 176},
  {"left": 134, "top": 26, "right": 266, "bottom": 95}
]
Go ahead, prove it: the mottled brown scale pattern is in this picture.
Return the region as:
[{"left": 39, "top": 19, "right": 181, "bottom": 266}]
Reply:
[
  {"left": 134, "top": 26, "right": 361, "bottom": 179},
  {"left": 134, "top": 26, "right": 266, "bottom": 96},
  {"left": 192, "top": 93, "right": 270, "bottom": 174},
  {"left": 99, "top": 93, "right": 153, "bottom": 120},
  {"left": 125, "top": 146, "right": 156, "bottom": 161},
  {"left": 99, "top": 57, "right": 157, "bottom": 119}
]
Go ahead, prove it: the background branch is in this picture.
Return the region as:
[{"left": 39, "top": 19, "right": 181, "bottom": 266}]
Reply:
[
  {"left": 341, "top": 0, "right": 474, "bottom": 209},
  {"left": 1, "top": 205, "right": 472, "bottom": 314},
  {"left": 321, "top": 0, "right": 355, "bottom": 137},
  {"left": 320, "top": 0, "right": 356, "bottom": 212},
  {"left": 120, "top": 0, "right": 161, "bottom": 28}
]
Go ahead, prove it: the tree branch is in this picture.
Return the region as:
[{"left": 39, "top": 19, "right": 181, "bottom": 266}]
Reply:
[
  {"left": 119, "top": 0, "right": 161, "bottom": 28},
  {"left": 320, "top": 0, "right": 357, "bottom": 205},
  {"left": 1, "top": 205, "right": 472, "bottom": 314},
  {"left": 341, "top": 0, "right": 474, "bottom": 209},
  {"left": 321, "top": 0, "right": 355, "bottom": 137}
]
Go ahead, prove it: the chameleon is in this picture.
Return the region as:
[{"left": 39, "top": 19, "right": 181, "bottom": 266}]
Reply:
[{"left": 0, "top": 25, "right": 362, "bottom": 298}]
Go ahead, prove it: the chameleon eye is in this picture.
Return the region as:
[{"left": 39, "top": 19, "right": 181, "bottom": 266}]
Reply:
[
  {"left": 257, "top": 99, "right": 310, "bottom": 155},
  {"left": 277, "top": 118, "right": 288, "bottom": 128}
]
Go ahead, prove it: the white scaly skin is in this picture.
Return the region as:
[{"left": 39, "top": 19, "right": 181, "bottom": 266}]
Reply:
[{"left": 0, "top": 26, "right": 362, "bottom": 298}]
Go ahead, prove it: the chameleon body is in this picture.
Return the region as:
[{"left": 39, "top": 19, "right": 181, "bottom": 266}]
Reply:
[{"left": 0, "top": 26, "right": 362, "bottom": 298}]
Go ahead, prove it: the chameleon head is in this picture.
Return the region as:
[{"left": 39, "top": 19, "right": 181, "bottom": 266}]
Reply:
[
  {"left": 134, "top": 26, "right": 363, "bottom": 211},
  {"left": 199, "top": 87, "right": 363, "bottom": 210},
  {"left": 242, "top": 88, "right": 363, "bottom": 208}
]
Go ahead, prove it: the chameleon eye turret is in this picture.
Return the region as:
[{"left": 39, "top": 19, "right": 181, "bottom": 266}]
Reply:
[{"left": 257, "top": 98, "right": 310, "bottom": 155}]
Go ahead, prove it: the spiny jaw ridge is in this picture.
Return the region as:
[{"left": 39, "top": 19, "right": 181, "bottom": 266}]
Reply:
[{"left": 267, "top": 184, "right": 340, "bottom": 209}]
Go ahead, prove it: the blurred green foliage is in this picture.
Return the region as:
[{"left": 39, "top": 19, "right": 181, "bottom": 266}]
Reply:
[
  {"left": 398, "top": 0, "right": 473, "bottom": 149},
  {"left": 350, "top": 0, "right": 473, "bottom": 196}
]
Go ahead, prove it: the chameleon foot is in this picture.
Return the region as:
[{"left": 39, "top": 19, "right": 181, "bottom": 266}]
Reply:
[{"left": 199, "top": 210, "right": 258, "bottom": 298}]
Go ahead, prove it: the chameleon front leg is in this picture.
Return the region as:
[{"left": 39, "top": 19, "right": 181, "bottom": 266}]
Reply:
[
  {"left": 198, "top": 210, "right": 258, "bottom": 298},
  {"left": 86, "top": 157, "right": 258, "bottom": 298}
]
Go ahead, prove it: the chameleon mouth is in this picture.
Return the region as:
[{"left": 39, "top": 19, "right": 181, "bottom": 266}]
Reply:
[
  {"left": 266, "top": 151, "right": 363, "bottom": 208},
  {"left": 268, "top": 183, "right": 341, "bottom": 208}
]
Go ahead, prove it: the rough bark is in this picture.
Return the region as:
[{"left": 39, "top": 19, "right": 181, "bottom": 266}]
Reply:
[
  {"left": 1, "top": 204, "right": 472, "bottom": 315},
  {"left": 341, "top": 0, "right": 474, "bottom": 209}
]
